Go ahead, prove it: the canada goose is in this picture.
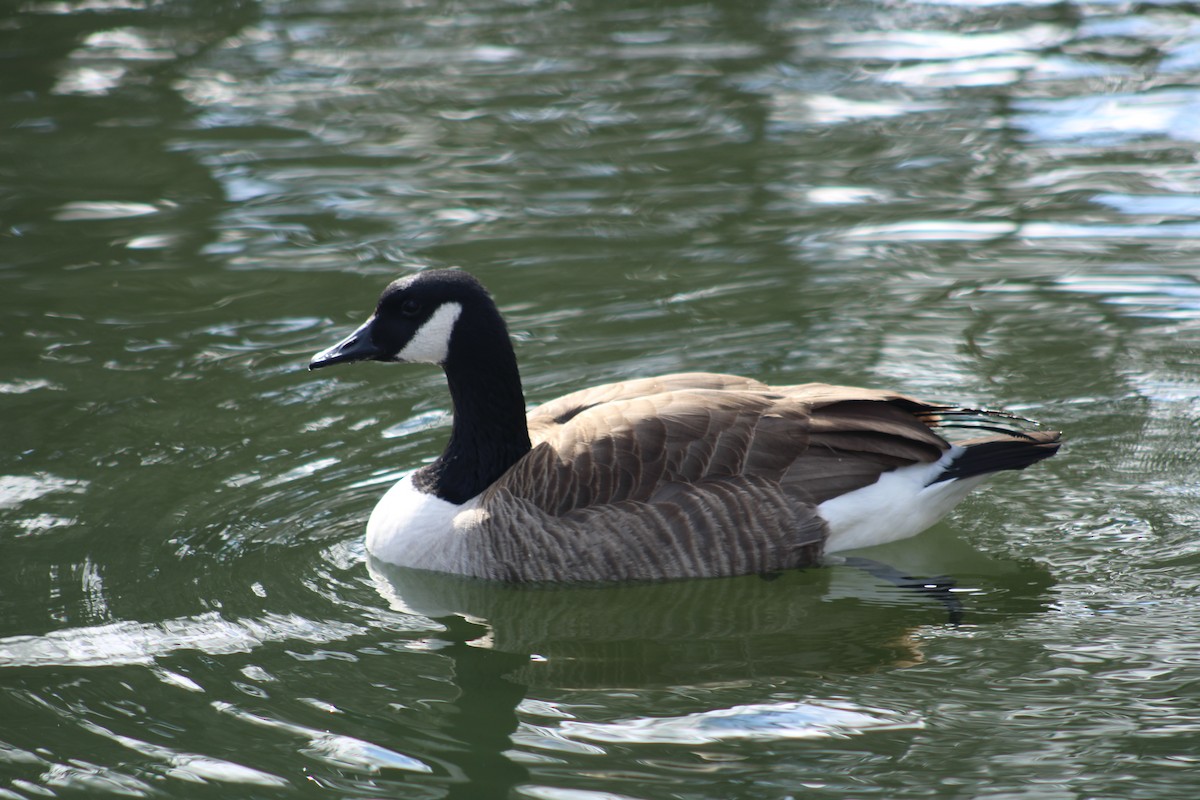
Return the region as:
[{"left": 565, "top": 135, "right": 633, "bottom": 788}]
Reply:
[{"left": 309, "top": 269, "right": 1061, "bottom": 583}]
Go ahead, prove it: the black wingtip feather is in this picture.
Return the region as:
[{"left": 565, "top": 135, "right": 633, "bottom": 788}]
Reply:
[{"left": 916, "top": 407, "right": 1047, "bottom": 440}]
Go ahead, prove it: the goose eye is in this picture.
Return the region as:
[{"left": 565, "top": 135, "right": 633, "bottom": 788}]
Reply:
[{"left": 400, "top": 299, "right": 422, "bottom": 317}]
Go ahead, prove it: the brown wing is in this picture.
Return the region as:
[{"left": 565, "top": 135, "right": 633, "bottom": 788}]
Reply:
[
  {"left": 499, "top": 378, "right": 953, "bottom": 513},
  {"left": 465, "top": 375, "right": 1045, "bottom": 581},
  {"left": 468, "top": 377, "right": 973, "bottom": 582}
]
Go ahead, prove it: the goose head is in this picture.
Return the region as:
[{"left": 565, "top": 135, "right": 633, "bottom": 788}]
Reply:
[
  {"left": 308, "top": 269, "right": 532, "bottom": 504},
  {"left": 309, "top": 269, "right": 498, "bottom": 370}
]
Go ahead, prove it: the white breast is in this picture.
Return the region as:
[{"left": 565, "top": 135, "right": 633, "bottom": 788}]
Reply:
[{"left": 365, "top": 475, "right": 481, "bottom": 572}]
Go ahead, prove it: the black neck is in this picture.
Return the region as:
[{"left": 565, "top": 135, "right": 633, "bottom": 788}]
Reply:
[{"left": 412, "top": 311, "right": 531, "bottom": 504}]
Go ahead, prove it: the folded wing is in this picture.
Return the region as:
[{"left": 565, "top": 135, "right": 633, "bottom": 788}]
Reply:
[{"left": 469, "top": 373, "right": 972, "bottom": 581}]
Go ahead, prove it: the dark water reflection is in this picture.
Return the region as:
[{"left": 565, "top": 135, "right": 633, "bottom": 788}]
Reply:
[
  {"left": 4, "top": 0, "right": 1200, "bottom": 797},
  {"left": 369, "top": 558, "right": 1047, "bottom": 689}
]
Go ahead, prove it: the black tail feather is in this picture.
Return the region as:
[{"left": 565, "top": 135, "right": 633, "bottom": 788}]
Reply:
[{"left": 931, "top": 431, "right": 1062, "bottom": 484}]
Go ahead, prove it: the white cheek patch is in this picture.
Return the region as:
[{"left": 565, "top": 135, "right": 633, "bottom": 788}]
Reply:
[{"left": 397, "top": 302, "right": 463, "bottom": 365}]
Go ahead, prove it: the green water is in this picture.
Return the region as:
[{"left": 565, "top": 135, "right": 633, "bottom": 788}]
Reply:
[{"left": 4, "top": 0, "right": 1200, "bottom": 797}]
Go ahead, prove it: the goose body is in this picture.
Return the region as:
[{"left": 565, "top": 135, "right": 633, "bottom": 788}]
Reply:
[{"left": 310, "top": 270, "right": 1061, "bottom": 583}]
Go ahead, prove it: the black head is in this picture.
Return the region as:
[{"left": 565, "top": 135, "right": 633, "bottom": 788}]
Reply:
[{"left": 309, "top": 269, "right": 496, "bottom": 370}]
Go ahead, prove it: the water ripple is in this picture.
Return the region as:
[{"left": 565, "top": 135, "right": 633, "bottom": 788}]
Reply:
[
  {"left": 214, "top": 701, "right": 433, "bottom": 775},
  {"left": 559, "top": 700, "right": 923, "bottom": 745},
  {"left": 1054, "top": 273, "right": 1200, "bottom": 320},
  {"left": 0, "top": 612, "right": 370, "bottom": 668},
  {"left": 5, "top": 0, "right": 1200, "bottom": 798},
  {"left": 1016, "top": 89, "right": 1200, "bottom": 144},
  {"left": 81, "top": 719, "right": 291, "bottom": 788}
]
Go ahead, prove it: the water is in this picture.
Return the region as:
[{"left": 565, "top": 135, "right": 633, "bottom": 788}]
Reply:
[{"left": 3, "top": 0, "right": 1200, "bottom": 797}]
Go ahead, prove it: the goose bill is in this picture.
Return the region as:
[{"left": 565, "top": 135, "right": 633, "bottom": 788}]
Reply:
[{"left": 309, "top": 316, "right": 385, "bottom": 370}]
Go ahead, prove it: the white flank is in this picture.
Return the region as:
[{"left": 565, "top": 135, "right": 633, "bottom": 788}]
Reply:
[
  {"left": 819, "top": 445, "right": 987, "bottom": 553},
  {"left": 397, "top": 302, "right": 463, "bottom": 365},
  {"left": 365, "top": 475, "right": 480, "bottom": 572}
]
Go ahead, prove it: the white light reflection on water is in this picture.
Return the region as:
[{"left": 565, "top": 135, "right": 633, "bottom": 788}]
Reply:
[
  {"left": 213, "top": 701, "right": 434, "bottom": 775},
  {"left": 1055, "top": 273, "right": 1200, "bottom": 321},
  {"left": 828, "top": 23, "right": 1070, "bottom": 61},
  {"left": 1015, "top": 89, "right": 1200, "bottom": 144},
  {"left": 79, "top": 719, "right": 293, "bottom": 788},
  {"left": 558, "top": 701, "right": 923, "bottom": 745},
  {"left": 0, "top": 612, "right": 370, "bottom": 668},
  {"left": 0, "top": 474, "right": 87, "bottom": 509},
  {"left": 1092, "top": 193, "right": 1200, "bottom": 217}
]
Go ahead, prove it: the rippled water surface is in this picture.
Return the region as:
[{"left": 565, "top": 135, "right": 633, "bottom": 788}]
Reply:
[{"left": 4, "top": 0, "right": 1200, "bottom": 797}]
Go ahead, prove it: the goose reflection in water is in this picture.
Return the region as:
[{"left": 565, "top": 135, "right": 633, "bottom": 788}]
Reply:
[
  {"left": 368, "top": 546, "right": 1055, "bottom": 689},
  {"left": 362, "top": 549, "right": 1051, "bottom": 796}
]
